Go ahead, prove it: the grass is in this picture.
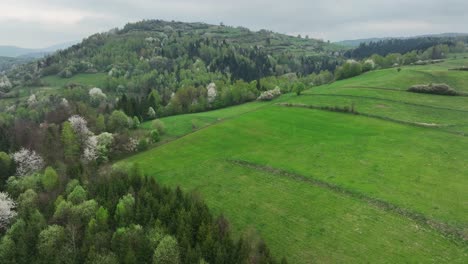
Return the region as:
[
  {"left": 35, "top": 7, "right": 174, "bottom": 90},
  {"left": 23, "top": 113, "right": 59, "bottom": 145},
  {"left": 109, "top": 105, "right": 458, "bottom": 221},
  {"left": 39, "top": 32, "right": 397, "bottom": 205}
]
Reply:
[
  {"left": 41, "top": 73, "right": 108, "bottom": 88},
  {"left": 121, "top": 106, "right": 467, "bottom": 262},
  {"left": 117, "top": 55, "right": 468, "bottom": 262}
]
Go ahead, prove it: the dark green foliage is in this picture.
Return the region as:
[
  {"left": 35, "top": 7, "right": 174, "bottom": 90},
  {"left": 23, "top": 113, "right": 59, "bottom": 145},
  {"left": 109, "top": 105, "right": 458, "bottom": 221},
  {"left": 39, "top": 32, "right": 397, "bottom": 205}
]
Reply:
[
  {"left": 345, "top": 36, "right": 468, "bottom": 59},
  {"left": 150, "top": 130, "right": 160, "bottom": 143},
  {"left": 0, "top": 161, "right": 283, "bottom": 263},
  {"left": 408, "top": 83, "right": 458, "bottom": 96},
  {"left": 0, "top": 152, "right": 13, "bottom": 187}
]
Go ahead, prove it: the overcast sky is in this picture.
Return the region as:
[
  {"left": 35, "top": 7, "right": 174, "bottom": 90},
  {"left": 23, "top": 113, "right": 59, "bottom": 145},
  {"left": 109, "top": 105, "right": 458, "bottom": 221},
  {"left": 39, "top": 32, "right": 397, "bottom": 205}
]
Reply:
[{"left": 1, "top": 0, "right": 467, "bottom": 48}]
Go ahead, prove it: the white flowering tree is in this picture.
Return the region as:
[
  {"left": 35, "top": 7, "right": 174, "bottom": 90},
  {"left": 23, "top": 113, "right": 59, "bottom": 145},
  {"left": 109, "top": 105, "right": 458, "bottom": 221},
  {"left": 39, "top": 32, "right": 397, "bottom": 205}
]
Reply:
[
  {"left": 60, "top": 98, "right": 70, "bottom": 108},
  {"left": 0, "top": 192, "right": 16, "bottom": 230},
  {"left": 89, "top": 87, "right": 107, "bottom": 105},
  {"left": 0, "top": 75, "right": 12, "bottom": 92},
  {"left": 257, "top": 87, "right": 281, "bottom": 101},
  {"left": 82, "top": 132, "right": 114, "bottom": 163},
  {"left": 27, "top": 94, "right": 38, "bottom": 107},
  {"left": 147, "top": 107, "right": 156, "bottom": 119},
  {"left": 12, "top": 148, "right": 45, "bottom": 176},
  {"left": 207, "top": 82, "right": 217, "bottom": 103},
  {"left": 68, "top": 115, "right": 92, "bottom": 145}
]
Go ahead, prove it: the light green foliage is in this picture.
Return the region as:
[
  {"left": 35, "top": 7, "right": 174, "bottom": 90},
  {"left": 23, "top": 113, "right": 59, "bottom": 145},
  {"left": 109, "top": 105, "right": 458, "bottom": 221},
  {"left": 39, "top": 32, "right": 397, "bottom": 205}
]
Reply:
[
  {"left": 294, "top": 82, "right": 305, "bottom": 95},
  {"left": 17, "top": 189, "right": 38, "bottom": 216},
  {"left": 108, "top": 110, "right": 130, "bottom": 132},
  {"left": 335, "top": 60, "right": 363, "bottom": 80},
  {"left": 132, "top": 116, "right": 140, "bottom": 129},
  {"left": 152, "top": 235, "right": 180, "bottom": 264},
  {"left": 115, "top": 194, "right": 135, "bottom": 227},
  {"left": 61, "top": 121, "right": 80, "bottom": 162},
  {"left": 65, "top": 179, "right": 80, "bottom": 195},
  {"left": 37, "top": 225, "right": 70, "bottom": 263},
  {"left": 95, "top": 114, "right": 106, "bottom": 133},
  {"left": 67, "top": 185, "right": 87, "bottom": 204},
  {"left": 41, "top": 166, "right": 59, "bottom": 191}
]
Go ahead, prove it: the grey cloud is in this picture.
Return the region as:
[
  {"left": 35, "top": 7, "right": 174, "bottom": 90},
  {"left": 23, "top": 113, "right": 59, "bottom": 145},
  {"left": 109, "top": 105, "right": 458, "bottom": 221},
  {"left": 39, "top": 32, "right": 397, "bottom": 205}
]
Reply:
[{"left": 1, "top": 0, "right": 467, "bottom": 47}]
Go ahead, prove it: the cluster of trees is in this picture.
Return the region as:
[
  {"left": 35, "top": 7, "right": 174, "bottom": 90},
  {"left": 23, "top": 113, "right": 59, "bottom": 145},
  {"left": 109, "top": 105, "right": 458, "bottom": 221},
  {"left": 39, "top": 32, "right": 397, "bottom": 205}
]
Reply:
[
  {"left": 0, "top": 83, "right": 285, "bottom": 263},
  {"left": 9, "top": 20, "right": 341, "bottom": 104},
  {"left": 345, "top": 36, "right": 467, "bottom": 59},
  {"left": 0, "top": 163, "right": 284, "bottom": 263},
  {"left": 334, "top": 43, "right": 465, "bottom": 81}
]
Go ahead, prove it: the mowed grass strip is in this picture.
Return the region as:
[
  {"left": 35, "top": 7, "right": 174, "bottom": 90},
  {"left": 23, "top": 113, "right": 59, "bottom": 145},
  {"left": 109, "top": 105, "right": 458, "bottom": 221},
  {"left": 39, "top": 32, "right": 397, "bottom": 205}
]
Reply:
[{"left": 120, "top": 106, "right": 468, "bottom": 262}]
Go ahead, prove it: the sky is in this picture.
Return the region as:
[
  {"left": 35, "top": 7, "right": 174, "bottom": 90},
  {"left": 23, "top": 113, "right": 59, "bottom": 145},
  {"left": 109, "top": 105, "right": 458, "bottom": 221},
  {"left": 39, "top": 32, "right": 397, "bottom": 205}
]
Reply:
[{"left": 1, "top": 0, "right": 467, "bottom": 48}]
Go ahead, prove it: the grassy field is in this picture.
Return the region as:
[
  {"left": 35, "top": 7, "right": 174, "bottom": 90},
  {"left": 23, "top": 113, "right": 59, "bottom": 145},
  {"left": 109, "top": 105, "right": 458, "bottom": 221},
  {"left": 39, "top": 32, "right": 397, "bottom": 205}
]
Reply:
[
  {"left": 119, "top": 57, "right": 468, "bottom": 262},
  {"left": 41, "top": 73, "right": 108, "bottom": 88}
]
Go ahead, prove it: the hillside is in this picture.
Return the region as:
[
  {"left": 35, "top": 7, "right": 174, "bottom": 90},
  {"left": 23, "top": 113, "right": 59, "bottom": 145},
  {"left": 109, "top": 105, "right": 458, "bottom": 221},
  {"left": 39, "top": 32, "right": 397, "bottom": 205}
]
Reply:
[
  {"left": 13, "top": 20, "right": 342, "bottom": 85},
  {"left": 337, "top": 32, "right": 468, "bottom": 47},
  {"left": 118, "top": 55, "right": 468, "bottom": 263},
  {"left": 0, "top": 41, "right": 78, "bottom": 58}
]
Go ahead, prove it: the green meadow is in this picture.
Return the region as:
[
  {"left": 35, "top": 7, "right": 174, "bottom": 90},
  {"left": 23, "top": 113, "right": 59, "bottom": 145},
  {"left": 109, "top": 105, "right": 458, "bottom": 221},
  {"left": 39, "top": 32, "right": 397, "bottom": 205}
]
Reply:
[{"left": 119, "top": 57, "right": 468, "bottom": 262}]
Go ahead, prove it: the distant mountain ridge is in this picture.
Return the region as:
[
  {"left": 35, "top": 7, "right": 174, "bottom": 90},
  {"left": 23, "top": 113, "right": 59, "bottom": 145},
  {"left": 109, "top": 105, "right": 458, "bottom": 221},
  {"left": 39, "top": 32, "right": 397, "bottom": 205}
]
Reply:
[
  {"left": 0, "top": 40, "right": 79, "bottom": 58},
  {"left": 336, "top": 33, "right": 468, "bottom": 47}
]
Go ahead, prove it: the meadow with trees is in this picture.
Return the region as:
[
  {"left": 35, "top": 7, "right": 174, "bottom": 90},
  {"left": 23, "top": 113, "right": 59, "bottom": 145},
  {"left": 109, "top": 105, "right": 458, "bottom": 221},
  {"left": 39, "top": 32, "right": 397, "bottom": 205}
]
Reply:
[{"left": 0, "top": 19, "right": 467, "bottom": 263}]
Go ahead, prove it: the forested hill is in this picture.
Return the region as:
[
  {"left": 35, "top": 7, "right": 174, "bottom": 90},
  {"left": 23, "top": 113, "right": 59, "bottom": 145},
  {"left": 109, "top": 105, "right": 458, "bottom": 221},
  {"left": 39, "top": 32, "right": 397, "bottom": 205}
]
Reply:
[
  {"left": 345, "top": 35, "right": 468, "bottom": 59},
  {"left": 30, "top": 20, "right": 343, "bottom": 83}
]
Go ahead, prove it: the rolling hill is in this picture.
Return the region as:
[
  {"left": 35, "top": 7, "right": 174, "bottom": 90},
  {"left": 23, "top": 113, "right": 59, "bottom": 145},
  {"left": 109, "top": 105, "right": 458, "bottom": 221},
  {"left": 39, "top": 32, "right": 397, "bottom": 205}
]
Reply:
[{"left": 117, "top": 55, "right": 468, "bottom": 262}]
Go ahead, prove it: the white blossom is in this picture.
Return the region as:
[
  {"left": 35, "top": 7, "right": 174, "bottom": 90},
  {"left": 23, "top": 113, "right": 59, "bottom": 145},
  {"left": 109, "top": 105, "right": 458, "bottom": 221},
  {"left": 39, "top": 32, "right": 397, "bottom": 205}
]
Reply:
[
  {"left": 97, "top": 132, "right": 113, "bottom": 146},
  {"left": 89, "top": 87, "right": 107, "bottom": 101},
  {"left": 257, "top": 87, "right": 281, "bottom": 101},
  {"left": 207, "top": 82, "right": 217, "bottom": 103},
  {"left": 12, "top": 148, "right": 44, "bottom": 176},
  {"left": 82, "top": 135, "right": 98, "bottom": 162},
  {"left": 0, "top": 75, "right": 12, "bottom": 91},
  {"left": 364, "top": 59, "right": 375, "bottom": 69},
  {"left": 124, "top": 138, "right": 138, "bottom": 153},
  {"left": 147, "top": 107, "right": 156, "bottom": 119},
  {"left": 27, "top": 94, "right": 37, "bottom": 107},
  {"left": 0, "top": 192, "right": 16, "bottom": 230},
  {"left": 68, "top": 115, "right": 92, "bottom": 142},
  {"left": 60, "top": 98, "right": 70, "bottom": 108},
  {"left": 82, "top": 132, "right": 114, "bottom": 163}
]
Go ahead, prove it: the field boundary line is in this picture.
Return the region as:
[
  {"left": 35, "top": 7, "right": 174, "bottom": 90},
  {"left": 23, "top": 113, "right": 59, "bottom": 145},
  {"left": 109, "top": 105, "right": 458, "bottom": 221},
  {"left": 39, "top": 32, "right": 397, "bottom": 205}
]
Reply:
[
  {"left": 227, "top": 159, "right": 467, "bottom": 245},
  {"left": 277, "top": 103, "right": 468, "bottom": 137},
  {"left": 300, "top": 93, "right": 468, "bottom": 113}
]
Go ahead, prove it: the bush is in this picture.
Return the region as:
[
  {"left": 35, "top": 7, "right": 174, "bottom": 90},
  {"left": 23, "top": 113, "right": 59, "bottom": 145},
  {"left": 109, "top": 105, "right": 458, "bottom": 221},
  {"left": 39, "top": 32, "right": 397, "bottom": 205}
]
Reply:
[
  {"left": 408, "top": 83, "right": 458, "bottom": 96},
  {"left": 335, "top": 60, "right": 362, "bottom": 80},
  {"left": 257, "top": 87, "right": 281, "bottom": 101},
  {"left": 137, "top": 139, "right": 149, "bottom": 152},
  {"left": 152, "top": 119, "right": 165, "bottom": 135},
  {"left": 150, "top": 130, "right": 160, "bottom": 143}
]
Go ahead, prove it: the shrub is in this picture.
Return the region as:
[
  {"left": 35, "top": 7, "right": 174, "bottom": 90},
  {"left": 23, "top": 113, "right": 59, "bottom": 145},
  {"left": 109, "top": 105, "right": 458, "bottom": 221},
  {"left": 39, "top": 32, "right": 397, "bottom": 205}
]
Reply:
[
  {"left": 152, "top": 119, "right": 166, "bottom": 135},
  {"left": 257, "top": 87, "right": 281, "bottom": 101},
  {"left": 150, "top": 130, "right": 160, "bottom": 143},
  {"left": 137, "top": 139, "right": 149, "bottom": 152},
  {"left": 335, "top": 60, "right": 362, "bottom": 80},
  {"left": 408, "top": 83, "right": 458, "bottom": 96}
]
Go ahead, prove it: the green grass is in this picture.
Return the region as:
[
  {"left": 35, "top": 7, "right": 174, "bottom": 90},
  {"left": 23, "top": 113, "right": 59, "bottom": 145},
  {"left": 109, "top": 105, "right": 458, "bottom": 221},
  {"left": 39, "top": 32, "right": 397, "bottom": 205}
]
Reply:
[
  {"left": 121, "top": 106, "right": 467, "bottom": 262},
  {"left": 41, "top": 73, "right": 108, "bottom": 88},
  {"left": 117, "top": 55, "right": 468, "bottom": 262},
  {"left": 138, "top": 96, "right": 294, "bottom": 141}
]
